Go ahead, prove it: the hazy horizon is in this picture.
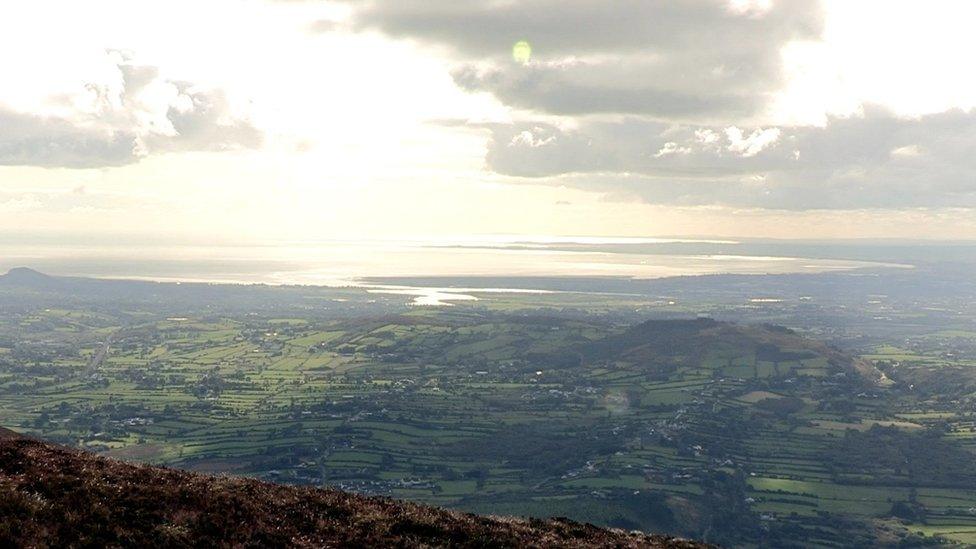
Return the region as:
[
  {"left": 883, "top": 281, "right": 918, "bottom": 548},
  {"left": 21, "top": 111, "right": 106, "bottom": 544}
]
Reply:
[{"left": 2, "top": 233, "right": 948, "bottom": 286}]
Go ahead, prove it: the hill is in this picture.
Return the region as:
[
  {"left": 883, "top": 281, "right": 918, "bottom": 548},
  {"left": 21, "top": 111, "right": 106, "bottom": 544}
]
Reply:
[
  {"left": 0, "top": 428, "right": 705, "bottom": 548},
  {"left": 0, "top": 267, "right": 57, "bottom": 287},
  {"left": 580, "top": 317, "right": 884, "bottom": 383}
]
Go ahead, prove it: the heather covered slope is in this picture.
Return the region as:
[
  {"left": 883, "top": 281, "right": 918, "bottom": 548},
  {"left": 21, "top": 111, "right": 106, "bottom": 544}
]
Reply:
[{"left": 0, "top": 429, "right": 705, "bottom": 548}]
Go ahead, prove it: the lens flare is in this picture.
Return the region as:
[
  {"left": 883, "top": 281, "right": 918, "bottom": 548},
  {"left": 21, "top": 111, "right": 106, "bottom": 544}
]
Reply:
[{"left": 512, "top": 40, "right": 532, "bottom": 64}]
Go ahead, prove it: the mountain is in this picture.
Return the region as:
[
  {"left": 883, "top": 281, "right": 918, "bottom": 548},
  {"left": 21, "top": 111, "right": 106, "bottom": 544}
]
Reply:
[
  {"left": 0, "top": 428, "right": 706, "bottom": 548},
  {"left": 0, "top": 267, "right": 59, "bottom": 288}
]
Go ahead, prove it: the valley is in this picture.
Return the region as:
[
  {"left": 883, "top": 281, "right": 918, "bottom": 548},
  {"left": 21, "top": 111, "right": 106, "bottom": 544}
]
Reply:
[{"left": 2, "top": 266, "right": 976, "bottom": 546}]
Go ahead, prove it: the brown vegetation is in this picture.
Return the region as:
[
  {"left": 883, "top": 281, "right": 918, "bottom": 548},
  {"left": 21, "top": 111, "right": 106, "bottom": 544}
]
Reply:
[{"left": 0, "top": 428, "right": 706, "bottom": 548}]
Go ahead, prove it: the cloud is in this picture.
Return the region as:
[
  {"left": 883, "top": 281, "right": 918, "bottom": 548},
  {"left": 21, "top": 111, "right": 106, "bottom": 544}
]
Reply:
[
  {"left": 509, "top": 129, "right": 556, "bottom": 148},
  {"left": 150, "top": 83, "right": 263, "bottom": 153},
  {"left": 0, "top": 54, "right": 261, "bottom": 169},
  {"left": 0, "top": 194, "right": 43, "bottom": 214},
  {"left": 450, "top": 61, "right": 757, "bottom": 119},
  {"left": 655, "top": 142, "right": 693, "bottom": 158},
  {"left": 339, "top": 0, "right": 822, "bottom": 121},
  {"left": 0, "top": 109, "right": 141, "bottom": 169},
  {"left": 725, "top": 126, "right": 781, "bottom": 157},
  {"left": 480, "top": 108, "right": 976, "bottom": 209},
  {"left": 329, "top": 1, "right": 976, "bottom": 213}
]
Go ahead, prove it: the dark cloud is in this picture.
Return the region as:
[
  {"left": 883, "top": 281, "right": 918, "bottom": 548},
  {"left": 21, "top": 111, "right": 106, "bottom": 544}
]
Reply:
[
  {"left": 346, "top": 0, "right": 820, "bottom": 57},
  {"left": 451, "top": 63, "right": 755, "bottom": 118},
  {"left": 331, "top": 1, "right": 976, "bottom": 211},
  {"left": 341, "top": 0, "right": 822, "bottom": 120},
  {"left": 0, "top": 59, "right": 261, "bottom": 169},
  {"left": 481, "top": 108, "right": 976, "bottom": 209}
]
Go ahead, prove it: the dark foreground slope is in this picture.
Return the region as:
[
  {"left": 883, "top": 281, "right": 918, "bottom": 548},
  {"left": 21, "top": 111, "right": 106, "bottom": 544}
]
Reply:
[{"left": 0, "top": 429, "right": 705, "bottom": 548}]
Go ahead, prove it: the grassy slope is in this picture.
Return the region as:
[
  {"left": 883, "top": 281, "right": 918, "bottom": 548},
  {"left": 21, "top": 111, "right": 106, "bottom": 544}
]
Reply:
[{"left": 0, "top": 428, "right": 706, "bottom": 548}]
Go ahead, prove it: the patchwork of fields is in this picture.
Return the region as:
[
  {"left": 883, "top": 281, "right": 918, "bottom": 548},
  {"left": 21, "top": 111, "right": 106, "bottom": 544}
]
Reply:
[{"left": 3, "top": 305, "right": 976, "bottom": 546}]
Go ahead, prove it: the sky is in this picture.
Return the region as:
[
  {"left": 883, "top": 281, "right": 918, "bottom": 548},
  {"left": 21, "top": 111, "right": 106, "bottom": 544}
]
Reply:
[{"left": 2, "top": 0, "right": 976, "bottom": 243}]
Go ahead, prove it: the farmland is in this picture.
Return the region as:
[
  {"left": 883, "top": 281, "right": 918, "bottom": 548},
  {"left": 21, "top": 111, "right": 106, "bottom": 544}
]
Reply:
[{"left": 3, "top": 268, "right": 976, "bottom": 546}]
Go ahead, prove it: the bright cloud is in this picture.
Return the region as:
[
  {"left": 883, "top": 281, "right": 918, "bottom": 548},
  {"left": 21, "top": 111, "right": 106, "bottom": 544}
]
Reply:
[
  {"left": 725, "top": 127, "right": 782, "bottom": 157},
  {"left": 0, "top": 52, "right": 261, "bottom": 168}
]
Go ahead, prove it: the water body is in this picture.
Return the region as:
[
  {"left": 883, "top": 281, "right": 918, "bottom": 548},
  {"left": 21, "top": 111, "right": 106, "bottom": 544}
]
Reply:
[
  {"left": 0, "top": 236, "right": 915, "bottom": 305},
  {"left": 363, "top": 285, "right": 555, "bottom": 306}
]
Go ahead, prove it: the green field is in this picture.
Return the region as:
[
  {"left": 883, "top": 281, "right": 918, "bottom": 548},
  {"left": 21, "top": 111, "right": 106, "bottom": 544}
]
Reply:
[{"left": 3, "top": 294, "right": 976, "bottom": 546}]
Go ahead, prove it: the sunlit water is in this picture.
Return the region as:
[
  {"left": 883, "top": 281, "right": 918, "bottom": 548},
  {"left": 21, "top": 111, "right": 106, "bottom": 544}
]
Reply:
[{"left": 0, "top": 237, "right": 906, "bottom": 305}]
